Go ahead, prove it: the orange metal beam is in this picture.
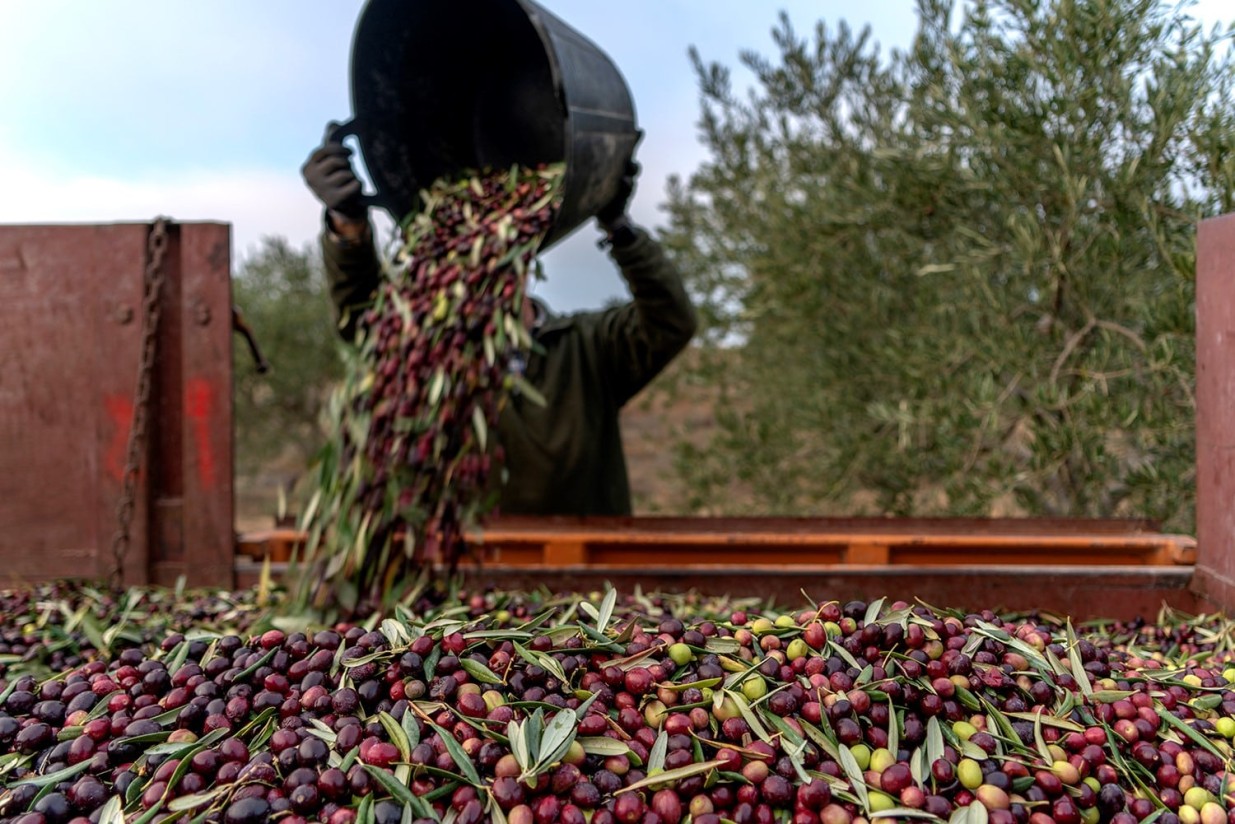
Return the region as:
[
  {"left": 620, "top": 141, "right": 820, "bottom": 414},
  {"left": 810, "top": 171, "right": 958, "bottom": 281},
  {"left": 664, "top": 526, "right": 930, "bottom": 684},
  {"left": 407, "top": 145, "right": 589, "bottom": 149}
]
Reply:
[{"left": 236, "top": 518, "right": 1195, "bottom": 569}]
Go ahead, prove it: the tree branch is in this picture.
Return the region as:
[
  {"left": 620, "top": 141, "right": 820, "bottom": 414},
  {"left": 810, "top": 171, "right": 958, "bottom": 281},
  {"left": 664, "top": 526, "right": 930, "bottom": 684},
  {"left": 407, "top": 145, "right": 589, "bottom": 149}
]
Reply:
[{"left": 1049, "top": 317, "right": 1097, "bottom": 385}]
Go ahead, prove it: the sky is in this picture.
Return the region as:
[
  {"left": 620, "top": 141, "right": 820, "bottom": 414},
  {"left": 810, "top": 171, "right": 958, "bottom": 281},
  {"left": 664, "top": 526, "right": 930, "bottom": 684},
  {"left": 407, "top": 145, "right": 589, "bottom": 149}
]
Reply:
[{"left": 1, "top": 1, "right": 1230, "bottom": 312}]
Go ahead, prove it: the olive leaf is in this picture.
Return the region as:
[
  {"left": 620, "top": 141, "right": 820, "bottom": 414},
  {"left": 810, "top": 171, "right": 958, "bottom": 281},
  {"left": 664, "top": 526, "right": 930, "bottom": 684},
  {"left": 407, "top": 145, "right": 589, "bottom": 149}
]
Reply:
[
  {"left": 512, "top": 641, "right": 569, "bottom": 684},
  {"left": 380, "top": 711, "right": 412, "bottom": 763},
  {"left": 363, "top": 764, "right": 439, "bottom": 820},
  {"left": 1006, "top": 711, "right": 1083, "bottom": 732},
  {"left": 726, "top": 690, "right": 773, "bottom": 744},
  {"left": 424, "top": 646, "right": 441, "bottom": 681},
  {"left": 761, "top": 714, "right": 813, "bottom": 785},
  {"left": 960, "top": 739, "right": 989, "bottom": 761},
  {"left": 508, "top": 718, "right": 532, "bottom": 775},
  {"left": 380, "top": 618, "right": 412, "bottom": 647},
  {"left": 1043, "top": 645, "right": 1071, "bottom": 681},
  {"left": 799, "top": 717, "right": 839, "bottom": 752},
  {"left": 597, "top": 587, "right": 618, "bottom": 634},
  {"left": 402, "top": 709, "right": 422, "bottom": 750},
  {"left": 511, "top": 375, "right": 547, "bottom": 406},
  {"left": 827, "top": 638, "right": 864, "bottom": 671},
  {"left": 1191, "top": 693, "right": 1224, "bottom": 712},
  {"left": 863, "top": 597, "right": 887, "bottom": 625},
  {"left": 123, "top": 770, "right": 148, "bottom": 810},
  {"left": 357, "top": 794, "right": 375, "bottom": 824},
  {"left": 960, "top": 631, "right": 985, "bottom": 658},
  {"left": 659, "top": 677, "right": 721, "bottom": 693},
  {"left": 98, "top": 795, "right": 125, "bottom": 824},
  {"left": 836, "top": 744, "right": 871, "bottom": 810},
  {"left": 978, "top": 696, "right": 1022, "bottom": 753},
  {"left": 1056, "top": 690, "right": 1078, "bottom": 722},
  {"left": 428, "top": 722, "right": 482, "bottom": 786},
  {"left": 954, "top": 685, "right": 983, "bottom": 712},
  {"left": 463, "top": 629, "right": 534, "bottom": 641},
  {"left": 615, "top": 759, "right": 727, "bottom": 794},
  {"left": 460, "top": 657, "right": 504, "bottom": 685},
  {"left": 870, "top": 808, "right": 946, "bottom": 820},
  {"left": 1031, "top": 710, "right": 1051, "bottom": 765},
  {"left": 307, "top": 718, "right": 339, "bottom": 745},
  {"left": 1063, "top": 621, "right": 1095, "bottom": 698},
  {"left": 577, "top": 623, "right": 626, "bottom": 652},
  {"left": 1156, "top": 709, "right": 1228, "bottom": 762},
  {"left": 0, "top": 679, "right": 19, "bottom": 708},
  {"left": 0, "top": 752, "right": 31, "bottom": 780},
  {"left": 925, "top": 716, "right": 945, "bottom": 767},
  {"left": 529, "top": 708, "right": 579, "bottom": 777},
  {"left": 9, "top": 760, "right": 91, "bottom": 788},
  {"left": 909, "top": 747, "right": 927, "bottom": 786},
  {"left": 524, "top": 708, "right": 544, "bottom": 765},
  {"left": 130, "top": 800, "right": 165, "bottom": 824},
  {"left": 647, "top": 730, "right": 669, "bottom": 775},
  {"left": 974, "top": 621, "right": 1053, "bottom": 674},
  {"left": 579, "top": 736, "right": 631, "bottom": 757},
  {"left": 705, "top": 637, "right": 741, "bottom": 654},
  {"left": 887, "top": 700, "right": 900, "bottom": 756},
  {"left": 167, "top": 787, "right": 230, "bottom": 813},
  {"left": 760, "top": 707, "right": 804, "bottom": 750},
  {"left": 164, "top": 638, "right": 191, "bottom": 676}
]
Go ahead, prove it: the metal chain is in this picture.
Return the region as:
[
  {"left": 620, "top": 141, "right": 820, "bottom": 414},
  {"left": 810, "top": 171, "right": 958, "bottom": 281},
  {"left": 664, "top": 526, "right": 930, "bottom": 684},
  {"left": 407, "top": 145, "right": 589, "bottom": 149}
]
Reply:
[{"left": 110, "top": 218, "right": 171, "bottom": 589}]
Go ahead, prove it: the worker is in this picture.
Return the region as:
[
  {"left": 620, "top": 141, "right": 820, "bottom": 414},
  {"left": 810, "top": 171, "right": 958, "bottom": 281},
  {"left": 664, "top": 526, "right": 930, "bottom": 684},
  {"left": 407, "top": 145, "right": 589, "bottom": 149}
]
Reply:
[{"left": 300, "top": 132, "right": 697, "bottom": 516}]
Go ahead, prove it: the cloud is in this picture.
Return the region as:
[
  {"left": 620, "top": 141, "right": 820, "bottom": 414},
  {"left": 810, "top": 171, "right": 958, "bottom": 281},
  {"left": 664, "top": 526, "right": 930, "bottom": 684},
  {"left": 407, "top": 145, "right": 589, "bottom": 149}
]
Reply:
[
  {"left": 0, "top": 152, "right": 323, "bottom": 265},
  {"left": 0, "top": 145, "right": 630, "bottom": 311},
  {"left": 0, "top": 120, "right": 683, "bottom": 312},
  {"left": 0, "top": 1, "right": 359, "bottom": 174},
  {"left": 0, "top": 0, "right": 905, "bottom": 309}
]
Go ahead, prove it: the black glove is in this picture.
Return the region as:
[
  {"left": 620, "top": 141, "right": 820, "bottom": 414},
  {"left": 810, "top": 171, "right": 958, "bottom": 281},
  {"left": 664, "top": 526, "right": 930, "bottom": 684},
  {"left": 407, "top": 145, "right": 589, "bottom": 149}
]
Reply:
[
  {"left": 301, "top": 130, "right": 366, "bottom": 220},
  {"left": 596, "top": 159, "right": 640, "bottom": 229}
]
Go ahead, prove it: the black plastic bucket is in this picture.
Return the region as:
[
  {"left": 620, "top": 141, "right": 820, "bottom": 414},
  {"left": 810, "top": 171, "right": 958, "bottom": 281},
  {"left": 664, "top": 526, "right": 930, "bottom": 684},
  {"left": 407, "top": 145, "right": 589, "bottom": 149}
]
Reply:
[{"left": 331, "top": 0, "right": 640, "bottom": 251}]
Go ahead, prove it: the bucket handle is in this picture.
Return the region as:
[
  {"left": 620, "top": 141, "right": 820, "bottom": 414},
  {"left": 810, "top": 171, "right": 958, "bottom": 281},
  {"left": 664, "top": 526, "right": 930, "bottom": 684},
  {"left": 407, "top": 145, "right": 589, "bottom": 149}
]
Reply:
[
  {"left": 324, "top": 119, "right": 382, "bottom": 212},
  {"left": 325, "top": 118, "right": 358, "bottom": 145}
]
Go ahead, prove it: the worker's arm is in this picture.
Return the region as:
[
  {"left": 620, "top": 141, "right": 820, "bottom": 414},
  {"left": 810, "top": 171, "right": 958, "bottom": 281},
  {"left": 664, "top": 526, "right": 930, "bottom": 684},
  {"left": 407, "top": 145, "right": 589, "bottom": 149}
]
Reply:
[
  {"left": 590, "top": 220, "right": 698, "bottom": 406},
  {"left": 302, "top": 130, "right": 381, "bottom": 342},
  {"left": 320, "top": 213, "right": 381, "bottom": 342}
]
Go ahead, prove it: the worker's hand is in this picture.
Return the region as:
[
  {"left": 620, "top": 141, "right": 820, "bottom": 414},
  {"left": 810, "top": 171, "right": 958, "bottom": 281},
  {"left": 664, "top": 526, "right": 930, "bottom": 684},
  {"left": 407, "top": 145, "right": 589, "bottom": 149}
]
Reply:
[
  {"left": 301, "top": 128, "right": 367, "bottom": 220},
  {"left": 596, "top": 158, "right": 640, "bottom": 230}
]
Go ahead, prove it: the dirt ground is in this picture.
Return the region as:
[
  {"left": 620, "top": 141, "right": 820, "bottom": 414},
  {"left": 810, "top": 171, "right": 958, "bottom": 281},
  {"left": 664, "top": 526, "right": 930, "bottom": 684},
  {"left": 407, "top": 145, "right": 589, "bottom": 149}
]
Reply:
[{"left": 234, "top": 372, "right": 718, "bottom": 532}]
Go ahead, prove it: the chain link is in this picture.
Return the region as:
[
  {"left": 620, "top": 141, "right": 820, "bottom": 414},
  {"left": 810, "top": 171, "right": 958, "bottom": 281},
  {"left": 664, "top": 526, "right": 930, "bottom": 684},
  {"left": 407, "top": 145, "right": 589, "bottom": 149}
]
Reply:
[{"left": 110, "top": 218, "right": 171, "bottom": 589}]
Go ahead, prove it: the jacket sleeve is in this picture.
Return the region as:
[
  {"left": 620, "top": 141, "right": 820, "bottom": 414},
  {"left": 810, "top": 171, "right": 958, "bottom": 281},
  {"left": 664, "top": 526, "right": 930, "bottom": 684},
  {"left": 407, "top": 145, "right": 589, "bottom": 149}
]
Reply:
[
  {"left": 321, "top": 216, "right": 382, "bottom": 343},
  {"left": 589, "top": 226, "right": 698, "bottom": 406}
]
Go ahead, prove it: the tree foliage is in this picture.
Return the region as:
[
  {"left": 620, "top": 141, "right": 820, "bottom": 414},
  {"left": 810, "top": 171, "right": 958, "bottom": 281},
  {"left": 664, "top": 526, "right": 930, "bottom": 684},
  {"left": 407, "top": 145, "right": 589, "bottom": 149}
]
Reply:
[
  {"left": 662, "top": 0, "right": 1235, "bottom": 531},
  {"left": 232, "top": 237, "right": 343, "bottom": 478}
]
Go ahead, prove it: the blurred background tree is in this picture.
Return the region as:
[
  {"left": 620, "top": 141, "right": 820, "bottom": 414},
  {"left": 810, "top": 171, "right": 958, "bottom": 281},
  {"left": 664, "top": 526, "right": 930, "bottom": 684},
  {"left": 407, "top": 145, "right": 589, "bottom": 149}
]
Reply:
[
  {"left": 661, "top": 0, "right": 1235, "bottom": 532},
  {"left": 232, "top": 238, "right": 343, "bottom": 521}
]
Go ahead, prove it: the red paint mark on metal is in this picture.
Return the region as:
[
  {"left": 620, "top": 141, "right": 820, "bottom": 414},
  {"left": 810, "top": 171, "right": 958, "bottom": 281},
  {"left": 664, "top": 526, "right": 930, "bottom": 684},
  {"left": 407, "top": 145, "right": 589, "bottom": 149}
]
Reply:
[
  {"left": 186, "top": 378, "right": 216, "bottom": 488},
  {"left": 105, "top": 395, "right": 134, "bottom": 481}
]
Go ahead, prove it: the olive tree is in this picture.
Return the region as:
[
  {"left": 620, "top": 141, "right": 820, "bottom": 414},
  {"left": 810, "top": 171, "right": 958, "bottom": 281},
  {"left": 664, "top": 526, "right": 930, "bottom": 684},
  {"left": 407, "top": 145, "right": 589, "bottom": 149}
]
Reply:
[
  {"left": 232, "top": 237, "right": 343, "bottom": 480},
  {"left": 662, "top": 0, "right": 1235, "bottom": 531}
]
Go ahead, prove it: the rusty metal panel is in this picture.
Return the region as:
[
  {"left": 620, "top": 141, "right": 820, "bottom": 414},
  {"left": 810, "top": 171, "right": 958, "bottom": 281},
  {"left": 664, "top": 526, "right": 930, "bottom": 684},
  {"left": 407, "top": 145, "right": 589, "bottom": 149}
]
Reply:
[
  {"left": 0, "top": 224, "right": 147, "bottom": 584},
  {"left": 1195, "top": 211, "right": 1235, "bottom": 612},
  {"left": 176, "top": 225, "right": 234, "bottom": 587},
  {"left": 232, "top": 559, "right": 1201, "bottom": 621},
  {"left": 0, "top": 222, "right": 233, "bottom": 587},
  {"left": 1195, "top": 214, "right": 1235, "bottom": 609},
  {"left": 460, "top": 567, "right": 1203, "bottom": 621}
]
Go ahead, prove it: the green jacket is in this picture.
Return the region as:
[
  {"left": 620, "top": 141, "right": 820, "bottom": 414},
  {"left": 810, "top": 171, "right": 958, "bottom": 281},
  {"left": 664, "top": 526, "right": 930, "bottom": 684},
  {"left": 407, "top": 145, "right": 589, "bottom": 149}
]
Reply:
[{"left": 322, "top": 220, "right": 697, "bottom": 516}]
